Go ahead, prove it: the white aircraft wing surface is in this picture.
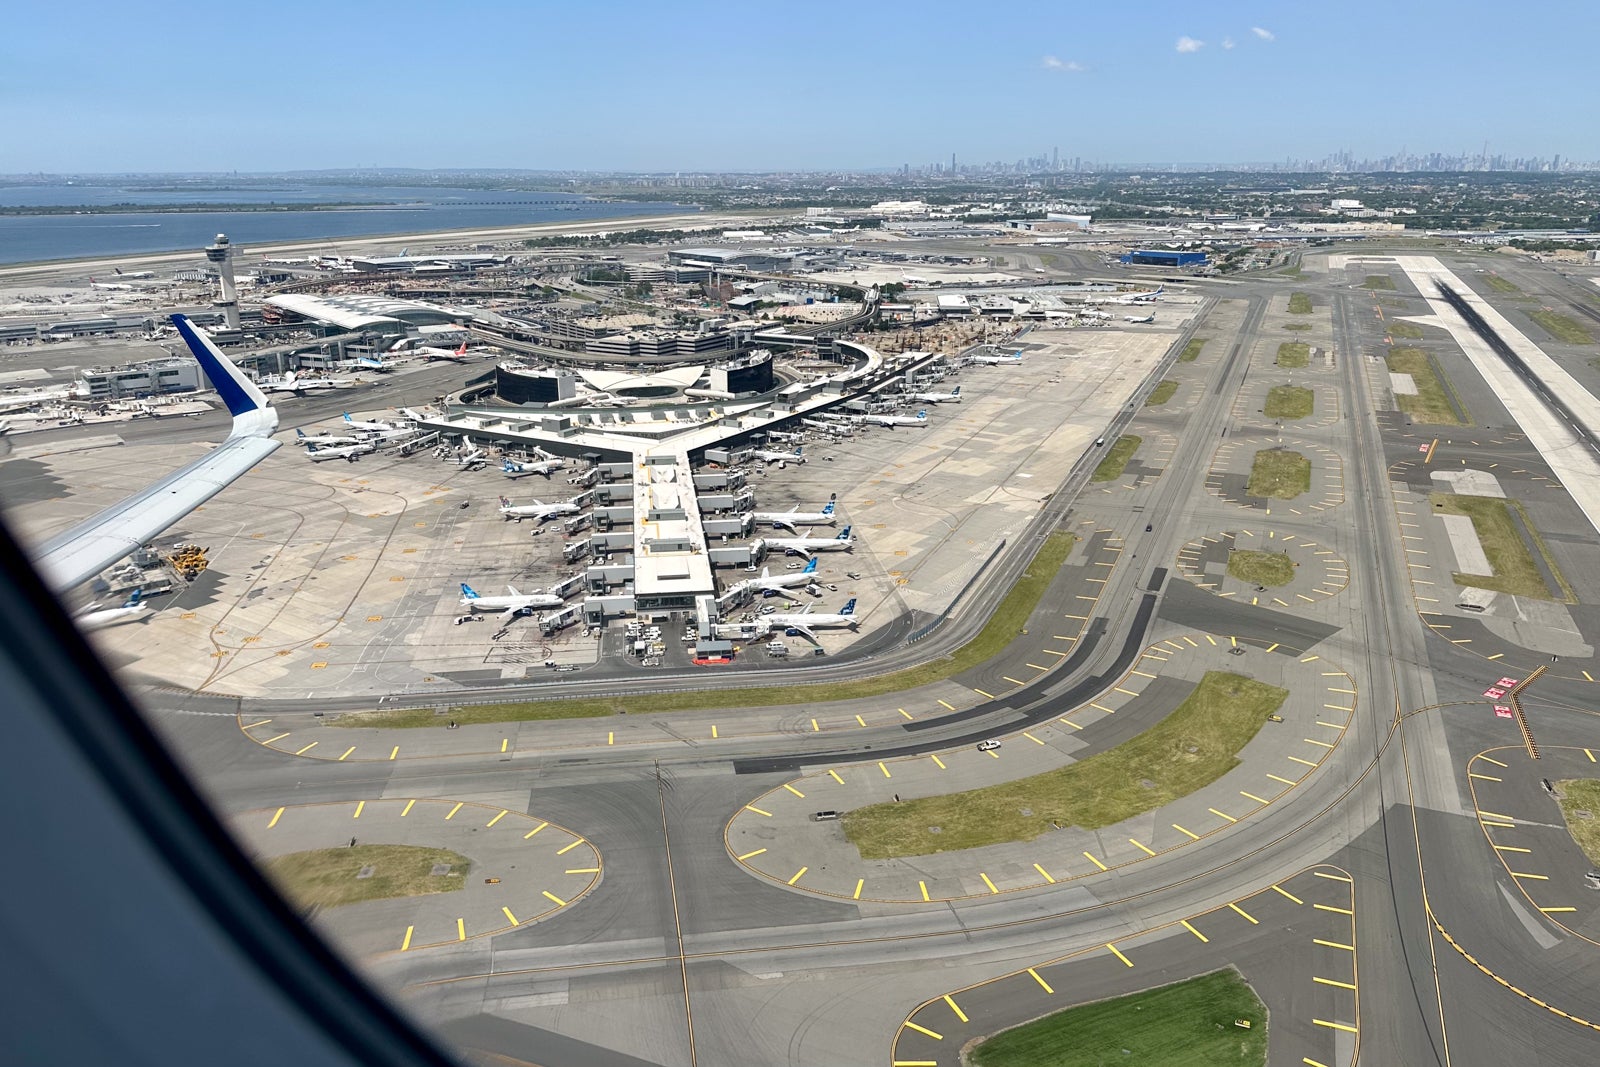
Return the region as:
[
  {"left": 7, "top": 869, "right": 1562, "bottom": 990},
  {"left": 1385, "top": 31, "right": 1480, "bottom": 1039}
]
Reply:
[{"left": 32, "top": 315, "right": 280, "bottom": 592}]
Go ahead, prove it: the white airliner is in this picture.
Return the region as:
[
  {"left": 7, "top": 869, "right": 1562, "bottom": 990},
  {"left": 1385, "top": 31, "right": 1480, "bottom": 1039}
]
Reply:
[
  {"left": 458, "top": 582, "right": 564, "bottom": 621},
  {"left": 456, "top": 439, "right": 487, "bottom": 469},
  {"left": 88, "top": 277, "right": 135, "bottom": 291},
  {"left": 864, "top": 410, "right": 929, "bottom": 428},
  {"left": 502, "top": 453, "right": 567, "bottom": 478},
  {"left": 969, "top": 351, "right": 1023, "bottom": 366},
  {"left": 1110, "top": 285, "right": 1163, "bottom": 305},
  {"left": 294, "top": 429, "right": 359, "bottom": 447},
  {"left": 342, "top": 412, "right": 394, "bottom": 431},
  {"left": 29, "top": 314, "right": 280, "bottom": 592},
  {"left": 1123, "top": 313, "right": 1155, "bottom": 324},
  {"left": 498, "top": 495, "right": 581, "bottom": 523},
  {"left": 751, "top": 444, "right": 806, "bottom": 466},
  {"left": 752, "top": 498, "right": 837, "bottom": 533},
  {"left": 909, "top": 385, "right": 961, "bottom": 404},
  {"left": 737, "top": 557, "right": 820, "bottom": 600},
  {"left": 75, "top": 589, "right": 150, "bottom": 630},
  {"left": 303, "top": 440, "right": 375, "bottom": 463},
  {"left": 262, "top": 372, "right": 350, "bottom": 395},
  {"left": 763, "top": 525, "right": 854, "bottom": 560},
  {"left": 759, "top": 598, "right": 860, "bottom": 643},
  {"left": 113, "top": 268, "right": 155, "bottom": 279}
]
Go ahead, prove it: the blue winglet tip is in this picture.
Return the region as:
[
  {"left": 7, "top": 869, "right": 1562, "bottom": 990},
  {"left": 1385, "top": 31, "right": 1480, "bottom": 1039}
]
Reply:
[{"left": 171, "top": 314, "right": 255, "bottom": 417}]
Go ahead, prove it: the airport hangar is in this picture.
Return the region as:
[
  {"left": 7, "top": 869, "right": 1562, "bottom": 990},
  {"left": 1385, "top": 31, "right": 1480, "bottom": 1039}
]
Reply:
[{"left": 410, "top": 339, "right": 935, "bottom": 656}]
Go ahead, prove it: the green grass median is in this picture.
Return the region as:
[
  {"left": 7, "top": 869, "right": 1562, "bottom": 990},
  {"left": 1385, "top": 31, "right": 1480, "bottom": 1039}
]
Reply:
[
  {"left": 970, "top": 969, "right": 1267, "bottom": 1067},
  {"left": 1275, "top": 342, "right": 1310, "bottom": 368},
  {"left": 1362, "top": 275, "right": 1396, "bottom": 291},
  {"left": 1091, "top": 435, "right": 1141, "bottom": 481},
  {"left": 1264, "top": 385, "right": 1313, "bottom": 419},
  {"left": 335, "top": 532, "right": 1081, "bottom": 727},
  {"left": 1483, "top": 274, "right": 1521, "bottom": 294},
  {"left": 1288, "top": 292, "right": 1313, "bottom": 314},
  {"left": 1247, "top": 449, "right": 1311, "bottom": 499},
  {"left": 1228, "top": 550, "right": 1296, "bottom": 587},
  {"left": 1528, "top": 309, "right": 1594, "bottom": 345},
  {"left": 841, "top": 671, "right": 1287, "bottom": 858},
  {"left": 1146, "top": 379, "right": 1179, "bottom": 406},
  {"left": 1555, "top": 780, "right": 1600, "bottom": 865},
  {"left": 1282, "top": 322, "right": 1311, "bottom": 331},
  {"left": 1388, "top": 320, "right": 1424, "bottom": 339},
  {"left": 1179, "top": 337, "right": 1207, "bottom": 362},
  {"left": 1430, "top": 493, "right": 1570, "bottom": 600},
  {"left": 1386, "top": 347, "right": 1463, "bottom": 424},
  {"left": 266, "top": 845, "right": 470, "bottom": 910}
]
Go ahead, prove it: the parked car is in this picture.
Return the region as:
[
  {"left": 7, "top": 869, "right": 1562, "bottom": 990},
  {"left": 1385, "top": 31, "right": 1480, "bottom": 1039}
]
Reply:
[{"left": 976, "top": 739, "right": 1002, "bottom": 752}]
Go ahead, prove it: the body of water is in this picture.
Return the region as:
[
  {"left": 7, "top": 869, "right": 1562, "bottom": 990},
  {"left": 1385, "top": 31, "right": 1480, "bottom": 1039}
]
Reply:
[{"left": 0, "top": 184, "right": 694, "bottom": 265}]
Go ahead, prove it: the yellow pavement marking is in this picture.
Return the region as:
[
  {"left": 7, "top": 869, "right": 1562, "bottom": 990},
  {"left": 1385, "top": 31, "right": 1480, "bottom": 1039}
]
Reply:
[
  {"left": 829, "top": 770, "right": 844, "bottom": 784},
  {"left": 788, "top": 867, "right": 809, "bottom": 886},
  {"left": 267, "top": 807, "right": 284, "bottom": 829},
  {"left": 982, "top": 685, "right": 1005, "bottom": 696},
  {"left": 1479, "top": 755, "right": 1508, "bottom": 768},
  {"left": 1315, "top": 904, "right": 1354, "bottom": 915},
  {"left": 1113, "top": 686, "right": 1139, "bottom": 697},
  {"left": 502, "top": 906, "right": 520, "bottom": 926},
  {"left": 1209, "top": 808, "right": 1238, "bottom": 823},
  {"left": 987, "top": 749, "right": 1000, "bottom": 759},
  {"left": 1084, "top": 851, "right": 1107, "bottom": 871},
  {"left": 294, "top": 742, "right": 319, "bottom": 756},
  {"left": 1264, "top": 642, "right": 1279, "bottom": 653},
  {"left": 401, "top": 926, "right": 414, "bottom": 952},
  {"left": 931, "top": 753, "right": 946, "bottom": 769},
  {"left": 938, "top": 699, "right": 955, "bottom": 710},
  {"left": 711, "top": 725, "right": 719, "bottom": 739},
  {"left": 242, "top": 719, "right": 272, "bottom": 730},
  {"left": 607, "top": 732, "right": 614, "bottom": 746},
  {"left": 1228, "top": 902, "right": 1259, "bottom": 924},
  {"left": 353, "top": 801, "right": 365, "bottom": 819},
  {"left": 1541, "top": 906, "right": 1578, "bottom": 914},
  {"left": 457, "top": 918, "right": 466, "bottom": 941},
  {"left": 1090, "top": 702, "right": 1115, "bottom": 714},
  {"left": 1587, "top": 749, "right": 1596, "bottom": 763},
  {"left": 943, "top": 995, "right": 968, "bottom": 1023},
  {"left": 1271, "top": 885, "right": 1303, "bottom": 904},
  {"left": 1314, "top": 939, "right": 1355, "bottom": 950},
  {"left": 389, "top": 747, "right": 399, "bottom": 761},
  {"left": 893, "top": 1062, "right": 939, "bottom": 1067},
  {"left": 565, "top": 868, "right": 599, "bottom": 875},
  {"left": 904, "top": 1021, "right": 943, "bottom": 1041},
  {"left": 1023, "top": 731, "right": 1045, "bottom": 745},
  {"left": 523, "top": 821, "right": 548, "bottom": 838},
  {"left": 1510, "top": 872, "right": 1548, "bottom": 881},
  {"left": 1240, "top": 791, "right": 1268, "bottom": 805},
  {"left": 556, "top": 839, "right": 584, "bottom": 856},
  {"left": 1314, "top": 1020, "right": 1359, "bottom": 1034},
  {"left": 1267, "top": 773, "right": 1298, "bottom": 786},
  {"left": 338, "top": 746, "right": 356, "bottom": 761},
  {"left": 1173, "top": 823, "right": 1200, "bottom": 840},
  {"left": 899, "top": 708, "right": 914, "bottom": 720},
  {"left": 1026, "top": 662, "right": 1050, "bottom": 672},
  {"left": 854, "top": 879, "right": 865, "bottom": 900},
  {"left": 1059, "top": 716, "right": 1082, "bottom": 729},
  {"left": 1469, "top": 773, "right": 1501, "bottom": 782},
  {"left": 879, "top": 762, "right": 892, "bottom": 778},
  {"left": 1481, "top": 820, "right": 1515, "bottom": 828},
  {"left": 811, "top": 718, "right": 820, "bottom": 732},
  {"left": 1130, "top": 669, "right": 1156, "bottom": 679},
  {"left": 486, "top": 810, "right": 508, "bottom": 827},
  {"left": 1328, "top": 687, "right": 1357, "bottom": 694},
  {"left": 919, "top": 881, "right": 930, "bottom": 902},
  {"left": 542, "top": 890, "right": 567, "bottom": 906},
  {"left": 746, "top": 805, "right": 772, "bottom": 816},
  {"left": 445, "top": 802, "right": 463, "bottom": 820},
  {"left": 856, "top": 714, "right": 868, "bottom": 727},
  {"left": 980, "top": 872, "right": 999, "bottom": 894},
  {"left": 1027, "top": 967, "right": 1054, "bottom": 993},
  {"left": 738, "top": 848, "right": 767, "bottom": 860},
  {"left": 1306, "top": 737, "right": 1336, "bottom": 748},
  {"left": 1478, "top": 809, "right": 1514, "bottom": 821},
  {"left": 400, "top": 799, "right": 416, "bottom": 817},
  {"left": 1107, "top": 943, "right": 1134, "bottom": 967},
  {"left": 1288, "top": 755, "right": 1319, "bottom": 767},
  {"left": 1314, "top": 977, "right": 1357, "bottom": 990},
  {"left": 262, "top": 732, "right": 291, "bottom": 745},
  {"left": 1494, "top": 845, "right": 1531, "bottom": 853},
  {"left": 1130, "top": 838, "right": 1156, "bottom": 856},
  {"left": 1183, "top": 636, "right": 1198, "bottom": 647},
  {"left": 1034, "top": 863, "right": 1056, "bottom": 883},
  {"left": 785, "top": 783, "right": 806, "bottom": 798}
]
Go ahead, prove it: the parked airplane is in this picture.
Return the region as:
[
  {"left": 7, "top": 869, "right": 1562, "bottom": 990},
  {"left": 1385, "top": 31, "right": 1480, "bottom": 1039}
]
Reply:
[
  {"left": 909, "top": 385, "right": 961, "bottom": 404},
  {"left": 113, "top": 268, "right": 155, "bottom": 279},
  {"left": 294, "top": 429, "right": 360, "bottom": 447},
  {"left": 88, "top": 277, "right": 134, "bottom": 291},
  {"left": 261, "top": 372, "right": 349, "bottom": 395},
  {"left": 30, "top": 314, "right": 280, "bottom": 592},
  {"left": 969, "top": 351, "right": 1023, "bottom": 366},
  {"left": 497, "top": 495, "right": 581, "bottom": 523},
  {"left": 759, "top": 598, "right": 860, "bottom": 643},
  {"left": 1123, "top": 313, "right": 1155, "bottom": 324},
  {"left": 752, "top": 498, "right": 837, "bottom": 533},
  {"left": 421, "top": 341, "right": 472, "bottom": 363},
  {"left": 341, "top": 412, "right": 394, "bottom": 431},
  {"left": 458, "top": 582, "right": 564, "bottom": 621},
  {"left": 75, "top": 589, "right": 150, "bottom": 630},
  {"left": 1110, "top": 285, "right": 1163, "bottom": 304},
  {"left": 751, "top": 444, "right": 806, "bottom": 466},
  {"left": 502, "top": 452, "right": 566, "bottom": 479},
  {"left": 864, "top": 410, "right": 929, "bottom": 428},
  {"left": 763, "top": 525, "right": 855, "bottom": 560},
  {"left": 741, "top": 557, "right": 820, "bottom": 599},
  {"left": 456, "top": 439, "right": 487, "bottom": 469},
  {"left": 303, "top": 440, "right": 374, "bottom": 463}
]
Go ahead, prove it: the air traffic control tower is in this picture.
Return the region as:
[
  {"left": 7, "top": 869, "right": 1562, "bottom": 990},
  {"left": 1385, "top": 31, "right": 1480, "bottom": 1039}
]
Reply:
[{"left": 204, "top": 233, "right": 241, "bottom": 331}]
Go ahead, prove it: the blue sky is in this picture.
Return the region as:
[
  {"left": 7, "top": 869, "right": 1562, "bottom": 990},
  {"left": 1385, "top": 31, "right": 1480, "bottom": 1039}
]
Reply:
[{"left": 2, "top": 0, "right": 1595, "bottom": 172}]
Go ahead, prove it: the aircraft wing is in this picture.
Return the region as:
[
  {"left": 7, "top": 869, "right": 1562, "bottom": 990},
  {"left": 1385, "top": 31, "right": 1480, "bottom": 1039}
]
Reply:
[
  {"left": 786, "top": 547, "right": 814, "bottom": 561},
  {"left": 784, "top": 623, "right": 818, "bottom": 643},
  {"left": 31, "top": 315, "right": 280, "bottom": 592},
  {"left": 770, "top": 518, "right": 799, "bottom": 534}
]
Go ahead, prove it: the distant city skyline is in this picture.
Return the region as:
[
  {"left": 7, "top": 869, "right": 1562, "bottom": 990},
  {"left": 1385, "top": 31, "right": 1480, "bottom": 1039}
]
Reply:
[{"left": 6, "top": 1, "right": 1597, "bottom": 172}]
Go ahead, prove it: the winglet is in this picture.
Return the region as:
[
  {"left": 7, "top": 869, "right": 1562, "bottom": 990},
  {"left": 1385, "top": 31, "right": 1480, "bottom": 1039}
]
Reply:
[{"left": 171, "top": 314, "right": 272, "bottom": 424}]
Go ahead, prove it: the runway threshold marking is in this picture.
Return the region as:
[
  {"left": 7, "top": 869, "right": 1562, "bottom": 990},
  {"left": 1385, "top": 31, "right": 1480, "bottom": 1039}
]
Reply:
[{"left": 1027, "top": 967, "right": 1054, "bottom": 993}]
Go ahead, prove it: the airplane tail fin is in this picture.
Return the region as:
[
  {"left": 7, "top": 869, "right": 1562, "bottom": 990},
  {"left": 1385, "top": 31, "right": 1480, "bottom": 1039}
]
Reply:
[
  {"left": 821, "top": 500, "right": 835, "bottom": 515},
  {"left": 499, "top": 496, "right": 511, "bottom": 507},
  {"left": 460, "top": 583, "right": 479, "bottom": 599},
  {"left": 841, "top": 598, "right": 857, "bottom": 615},
  {"left": 952, "top": 386, "right": 960, "bottom": 396},
  {"left": 916, "top": 411, "right": 927, "bottom": 419},
  {"left": 456, "top": 341, "right": 468, "bottom": 356},
  {"left": 124, "top": 589, "right": 142, "bottom": 607},
  {"left": 837, "top": 525, "right": 852, "bottom": 539},
  {"left": 295, "top": 429, "right": 306, "bottom": 439},
  {"left": 804, "top": 558, "right": 818, "bottom": 573}
]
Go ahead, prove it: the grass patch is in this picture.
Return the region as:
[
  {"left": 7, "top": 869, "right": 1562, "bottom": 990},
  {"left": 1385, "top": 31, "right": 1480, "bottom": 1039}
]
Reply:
[
  {"left": 970, "top": 969, "right": 1267, "bottom": 1067},
  {"left": 1362, "top": 274, "right": 1396, "bottom": 290},
  {"left": 1554, "top": 780, "right": 1600, "bottom": 866},
  {"left": 1528, "top": 309, "right": 1594, "bottom": 345},
  {"left": 1091, "top": 435, "right": 1141, "bottom": 482},
  {"left": 265, "top": 845, "right": 470, "bottom": 910},
  {"left": 1276, "top": 341, "right": 1310, "bottom": 368},
  {"left": 338, "top": 533, "right": 1081, "bottom": 727},
  {"left": 1386, "top": 347, "right": 1463, "bottom": 425},
  {"left": 1483, "top": 273, "right": 1521, "bottom": 294},
  {"left": 1146, "top": 380, "right": 1179, "bottom": 406},
  {"left": 1389, "top": 320, "right": 1424, "bottom": 339},
  {"left": 1263, "top": 385, "right": 1313, "bottom": 419},
  {"left": 1281, "top": 322, "right": 1312, "bottom": 331},
  {"left": 1288, "top": 292, "right": 1313, "bottom": 314},
  {"left": 1430, "top": 492, "right": 1569, "bottom": 600},
  {"left": 1228, "top": 549, "right": 1296, "bottom": 587},
  {"left": 1246, "top": 448, "right": 1311, "bottom": 499},
  {"left": 841, "top": 671, "right": 1287, "bottom": 858},
  {"left": 1179, "top": 337, "right": 1207, "bottom": 362}
]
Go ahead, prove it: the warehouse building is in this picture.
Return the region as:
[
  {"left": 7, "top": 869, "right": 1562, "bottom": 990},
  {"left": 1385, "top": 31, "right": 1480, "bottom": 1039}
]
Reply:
[{"left": 1120, "top": 249, "right": 1209, "bottom": 268}]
